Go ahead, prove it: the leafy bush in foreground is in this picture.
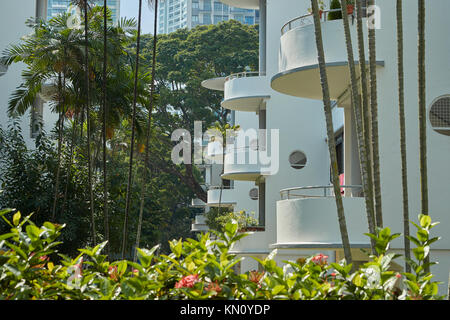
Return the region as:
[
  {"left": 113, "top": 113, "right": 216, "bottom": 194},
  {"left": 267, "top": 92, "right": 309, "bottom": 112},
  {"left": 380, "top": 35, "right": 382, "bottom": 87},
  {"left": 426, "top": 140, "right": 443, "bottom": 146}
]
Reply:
[{"left": 0, "top": 209, "right": 443, "bottom": 300}]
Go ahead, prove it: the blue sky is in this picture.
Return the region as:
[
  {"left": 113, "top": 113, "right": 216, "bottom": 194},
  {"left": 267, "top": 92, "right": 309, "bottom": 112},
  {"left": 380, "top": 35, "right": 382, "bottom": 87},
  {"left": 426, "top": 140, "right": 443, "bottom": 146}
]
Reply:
[{"left": 120, "top": 0, "right": 156, "bottom": 34}]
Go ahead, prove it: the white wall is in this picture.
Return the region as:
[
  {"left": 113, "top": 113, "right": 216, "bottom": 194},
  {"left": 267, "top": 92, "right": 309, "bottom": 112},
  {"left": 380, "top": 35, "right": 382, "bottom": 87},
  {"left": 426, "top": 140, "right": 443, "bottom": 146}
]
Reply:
[{"left": 0, "top": 0, "right": 58, "bottom": 148}]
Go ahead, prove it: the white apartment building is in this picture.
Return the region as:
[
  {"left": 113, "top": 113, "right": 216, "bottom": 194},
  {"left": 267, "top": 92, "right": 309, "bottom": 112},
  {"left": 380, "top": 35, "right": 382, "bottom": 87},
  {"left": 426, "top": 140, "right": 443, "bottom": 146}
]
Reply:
[
  {"left": 158, "top": 0, "right": 259, "bottom": 34},
  {"left": 0, "top": 0, "right": 58, "bottom": 147},
  {"left": 197, "top": 0, "right": 450, "bottom": 295}
]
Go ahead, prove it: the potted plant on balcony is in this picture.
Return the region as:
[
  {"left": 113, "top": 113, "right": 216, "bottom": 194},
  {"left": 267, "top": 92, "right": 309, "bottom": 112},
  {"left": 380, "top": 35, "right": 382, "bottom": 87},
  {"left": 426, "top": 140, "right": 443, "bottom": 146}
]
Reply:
[
  {"left": 216, "top": 210, "right": 261, "bottom": 232},
  {"left": 307, "top": 0, "right": 326, "bottom": 19},
  {"left": 328, "top": 0, "right": 355, "bottom": 20}
]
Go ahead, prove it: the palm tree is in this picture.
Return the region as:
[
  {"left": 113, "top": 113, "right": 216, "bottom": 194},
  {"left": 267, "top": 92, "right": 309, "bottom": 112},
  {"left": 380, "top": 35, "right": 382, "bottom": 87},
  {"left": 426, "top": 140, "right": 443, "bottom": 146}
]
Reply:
[
  {"left": 339, "top": 0, "right": 376, "bottom": 254},
  {"left": 417, "top": 0, "right": 429, "bottom": 273},
  {"left": 102, "top": 0, "right": 110, "bottom": 258},
  {"left": 81, "top": 0, "right": 97, "bottom": 245},
  {"left": 367, "top": 0, "right": 383, "bottom": 229},
  {"left": 122, "top": 0, "right": 144, "bottom": 260},
  {"left": 310, "top": 0, "right": 352, "bottom": 265},
  {"left": 395, "top": 0, "right": 411, "bottom": 273},
  {"left": 354, "top": 0, "right": 375, "bottom": 226},
  {"left": 135, "top": 0, "right": 159, "bottom": 262}
]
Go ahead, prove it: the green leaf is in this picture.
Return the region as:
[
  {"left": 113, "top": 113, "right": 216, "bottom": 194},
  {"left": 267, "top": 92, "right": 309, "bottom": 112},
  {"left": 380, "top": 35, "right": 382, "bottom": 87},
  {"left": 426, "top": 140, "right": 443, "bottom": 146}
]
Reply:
[
  {"left": 13, "top": 211, "right": 21, "bottom": 226},
  {"left": 417, "top": 229, "right": 429, "bottom": 243},
  {"left": 272, "top": 285, "right": 285, "bottom": 296},
  {"left": 419, "top": 214, "right": 431, "bottom": 229}
]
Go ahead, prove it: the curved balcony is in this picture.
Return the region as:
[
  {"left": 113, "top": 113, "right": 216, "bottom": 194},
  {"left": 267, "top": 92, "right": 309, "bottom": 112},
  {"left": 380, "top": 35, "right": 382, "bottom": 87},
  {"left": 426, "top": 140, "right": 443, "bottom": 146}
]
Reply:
[
  {"left": 271, "top": 11, "right": 384, "bottom": 101},
  {"left": 191, "top": 214, "right": 209, "bottom": 232},
  {"left": 201, "top": 76, "right": 226, "bottom": 91},
  {"left": 222, "top": 72, "right": 270, "bottom": 112},
  {"left": 222, "top": 146, "right": 272, "bottom": 181},
  {"left": 230, "top": 231, "right": 270, "bottom": 255},
  {"left": 273, "top": 185, "right": 370, "bottom": 249},
  {"left": 219, "top": 0, "right": 259, "bottom": 10},
  {"left": 191, "top": 198, "right": 206, "bottom": 208},
  {"left": 207, "top": 187, "right": 237, "bottom": 207}
]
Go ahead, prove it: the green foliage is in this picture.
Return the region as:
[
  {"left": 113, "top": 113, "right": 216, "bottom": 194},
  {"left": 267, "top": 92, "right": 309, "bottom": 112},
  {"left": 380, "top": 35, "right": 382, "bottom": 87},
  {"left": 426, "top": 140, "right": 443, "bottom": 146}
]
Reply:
[
  {"left": 0, "top": 210, "right": 444, "bottom": 300},
  {"left": 215, "top": 211, "right": 258, "bottom": 232}
]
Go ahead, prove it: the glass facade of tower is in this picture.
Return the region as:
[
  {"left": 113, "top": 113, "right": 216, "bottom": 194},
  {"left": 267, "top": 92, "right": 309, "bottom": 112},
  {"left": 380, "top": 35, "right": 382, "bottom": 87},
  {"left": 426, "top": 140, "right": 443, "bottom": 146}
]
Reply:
[
  {"left": 47, "top": 0, "right": 121, "bottom": 23},
  {"left": 158, "top": 0, "right": 259, "bottom": 34}
]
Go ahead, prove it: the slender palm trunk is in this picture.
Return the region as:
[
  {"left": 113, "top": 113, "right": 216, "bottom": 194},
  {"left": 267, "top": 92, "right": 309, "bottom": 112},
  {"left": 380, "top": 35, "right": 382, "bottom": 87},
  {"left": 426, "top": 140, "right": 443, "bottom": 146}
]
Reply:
[
  {"left": 340, "top": 0, "right": 376, "bottom": 254},
  {"left": 102, "top": 0, "right": 110, "bottom": 258},
  {"left": 135, "top": 0, "right": 159, "bottom": 262},
  {"left": 84, "top": 0, "right": 96, "bottom": 245},
  {"left": 355, "top": 0, "right": 375, "bottom": 226},
  {"left": 395, "top": 0, "right": 411, "bottom": 273},
  {"left": 122, "top": 0, "right": 143, "bottom": 260},
  {"left": 310, "top": 0, "right": 352, "bottom": 264},
  {"left": 61, "top": 115, "right": 78, "bottom": 215},
  {"left": 368, "top": 0, "right": 383, "bottom": 229},
  {"left": 51, "top": 72, "right": 64, "bottom": 221},
  {"left": 418, "top": 0, "right": 429, "bottom": 273}
]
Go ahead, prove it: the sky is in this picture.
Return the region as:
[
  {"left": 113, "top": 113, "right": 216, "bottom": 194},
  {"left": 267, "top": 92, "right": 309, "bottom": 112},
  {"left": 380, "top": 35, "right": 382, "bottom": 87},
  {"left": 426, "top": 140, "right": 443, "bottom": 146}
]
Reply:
[{"left": 120, "top": 0, "right": 156, "bottom": 34}]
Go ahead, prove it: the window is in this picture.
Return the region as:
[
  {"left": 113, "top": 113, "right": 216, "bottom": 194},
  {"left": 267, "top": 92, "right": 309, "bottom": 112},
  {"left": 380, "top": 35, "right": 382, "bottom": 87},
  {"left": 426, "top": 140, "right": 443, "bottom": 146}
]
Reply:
[
  {"left": 289, "top": 151, "right": 307, "bottom": 170},
  {"left": 244, "top": 16, "right": 254, "bottom": 25},
  {"left": 192, "top": 0, "right": 199, "bottom": 9},
  {"left": 429, "top": 96, "right": 450, "bottom": 136},
  {"left": 234, "top": 15, "right": 244, "bottom": 23},
  {"left": 192, "top": 15, "right": 199, "bottom": 22},
  {"left": 203, "top": 14, "right": 211, "bottom": 24},
  {"left": 214, "top": 1, "right": 222, "bottom": 11}
]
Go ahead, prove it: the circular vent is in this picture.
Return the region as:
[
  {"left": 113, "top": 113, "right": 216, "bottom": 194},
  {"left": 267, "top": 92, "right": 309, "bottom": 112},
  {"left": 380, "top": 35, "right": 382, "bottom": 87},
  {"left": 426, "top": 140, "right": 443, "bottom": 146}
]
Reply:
[
  {"left": 249, "top": 188, "right": 259, "bottom": 200},
  {"left": 429, "top": 96, "right": 450, "bottom": 136},
  {"left": 289, "top": 151, "right": 307, "bottom": 169}
]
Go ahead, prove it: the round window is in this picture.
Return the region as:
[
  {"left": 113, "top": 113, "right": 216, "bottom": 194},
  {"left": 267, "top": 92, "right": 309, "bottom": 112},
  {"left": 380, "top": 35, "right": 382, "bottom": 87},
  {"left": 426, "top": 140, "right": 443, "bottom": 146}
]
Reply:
[
  {"left": 249, "top": 188, "right": 259, "bottom": 200},
  {"left": 429, "top": 96, "right": 450, "bottom": 136},
  {"left": 289, "top": 151, "right": 307, "bottom": 169}
]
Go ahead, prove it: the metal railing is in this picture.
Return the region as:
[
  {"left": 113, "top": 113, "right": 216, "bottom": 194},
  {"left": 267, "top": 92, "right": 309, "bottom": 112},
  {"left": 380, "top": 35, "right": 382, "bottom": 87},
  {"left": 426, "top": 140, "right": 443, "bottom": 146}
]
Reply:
[
  {"left": 225, "top": 71, "right": 266, "bottom": 82},
  {"left": 208, "top": 185, "right": 234, "bottom": 190},
  {"left": 281, "top": 7, "right": 368, "bottom": 35},
  {"left": 280, "top": 185, "right": 363, "bottom": 200}
]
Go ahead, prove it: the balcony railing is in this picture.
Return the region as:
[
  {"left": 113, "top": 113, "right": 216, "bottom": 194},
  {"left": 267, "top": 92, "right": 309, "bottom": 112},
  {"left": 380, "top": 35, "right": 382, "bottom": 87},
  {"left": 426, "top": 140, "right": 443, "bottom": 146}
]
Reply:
[
  {"left": 281, "top": 7, "right": 368, "bottom": 35},
  {"left": 225, "top": 71, "right": 266, "bottom": 82},
  {"left": 280, "top": 185, "right": 363, "bottom": 200}
]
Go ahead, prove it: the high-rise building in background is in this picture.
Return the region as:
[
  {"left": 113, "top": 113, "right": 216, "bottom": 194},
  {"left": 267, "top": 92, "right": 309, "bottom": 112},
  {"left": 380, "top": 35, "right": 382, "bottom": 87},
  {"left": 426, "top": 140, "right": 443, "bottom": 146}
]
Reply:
[
  {"left": 47, "top": 0, "right": 121, "bottom": 23},
  {"left": 158, "top": 0, "right": 259, "bottom": 34}
]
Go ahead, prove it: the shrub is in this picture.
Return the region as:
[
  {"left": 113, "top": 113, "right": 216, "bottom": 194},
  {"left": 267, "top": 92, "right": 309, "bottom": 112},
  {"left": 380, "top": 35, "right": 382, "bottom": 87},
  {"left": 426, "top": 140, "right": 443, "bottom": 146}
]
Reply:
[{"left": 0, "top": 209, "right": 444, "bottom": 300}]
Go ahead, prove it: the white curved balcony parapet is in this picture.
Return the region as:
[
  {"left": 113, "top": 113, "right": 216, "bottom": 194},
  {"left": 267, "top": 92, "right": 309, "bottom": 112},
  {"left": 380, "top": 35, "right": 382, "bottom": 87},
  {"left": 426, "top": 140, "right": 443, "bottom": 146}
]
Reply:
[
  {"left": 222, "top": 72, "right": 270, "bottom": 112},
  {"left": 207, "top": 187, "right": 237, "bottom": 207},
  {"left": 271, "top": 13, "right": 384, "bottom": 101},
  {"left": 201, "top": 76, "right": 226, "bottom": 91},
  {"left": 273, "top": 196, "right": 369, "bottom": 249},
  {"left": 229, "top": 231, "right": 270, "bottom": 255},
  {"left": 222, "top": 146, "right": 274, "bottom": 181},
  {"left": 191, "top": 198, "right": 206, "bottom": 208},
  {"left": 191, "top": 214, "right": 209, "bottom": 232},
  {"left": 219, "top": 0, "right": 260, "bottom": 10}
]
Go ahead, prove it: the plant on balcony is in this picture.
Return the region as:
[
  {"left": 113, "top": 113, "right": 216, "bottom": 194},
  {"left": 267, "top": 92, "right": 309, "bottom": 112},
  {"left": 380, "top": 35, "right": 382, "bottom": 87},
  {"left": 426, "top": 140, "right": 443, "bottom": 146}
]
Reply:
[
  {"left": 215, "top": 210, "right": 259, "bottom": 232},
  {"left": 328, "top": 0, "right": 355, "bottom": 20},
  {"left": 307, "top": 0, "right": 326, "bottom": 18}
]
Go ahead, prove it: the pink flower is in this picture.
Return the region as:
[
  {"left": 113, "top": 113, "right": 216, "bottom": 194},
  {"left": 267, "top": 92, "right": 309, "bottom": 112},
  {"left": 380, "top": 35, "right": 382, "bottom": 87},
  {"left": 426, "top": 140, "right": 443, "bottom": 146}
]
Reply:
[
  {"left": 205, "top": 281, "right": 222, "bottom": 294},
  {"left": 175, "top": 274, "right": 200, "bottom": 289},
  {"left": 311, "top": 253, "right": 328, "bottom": 265},
  {"left": 331, "top": 272, "right": 337, "bottom": 277},
  {"left": 108, "top": 265, "right": 119, "bottom": 281},
  {"left": 396, "top": 273, "right": 402, "bottom": 279}
]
